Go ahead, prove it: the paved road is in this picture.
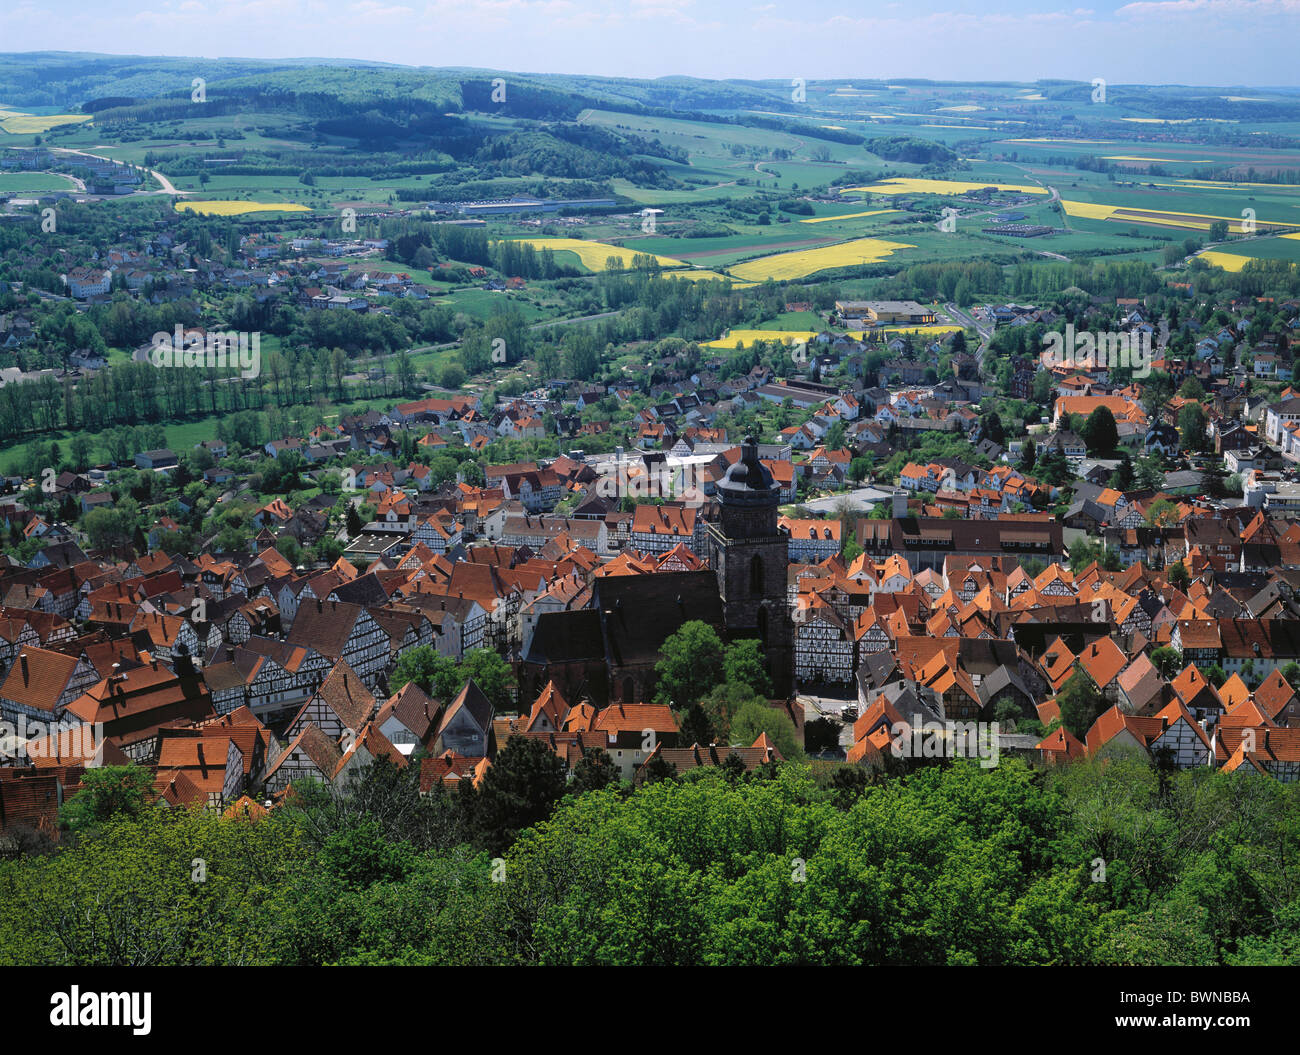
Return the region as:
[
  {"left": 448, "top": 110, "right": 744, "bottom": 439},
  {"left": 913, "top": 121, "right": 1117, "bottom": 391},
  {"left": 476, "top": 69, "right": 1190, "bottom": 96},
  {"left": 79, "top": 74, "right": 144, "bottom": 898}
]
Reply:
[
  {"left": 944, "top": 301, "right": 992, "bottom": 341},
  {"left": 51, "top": 147, "right": 188, "bottom": 197}
]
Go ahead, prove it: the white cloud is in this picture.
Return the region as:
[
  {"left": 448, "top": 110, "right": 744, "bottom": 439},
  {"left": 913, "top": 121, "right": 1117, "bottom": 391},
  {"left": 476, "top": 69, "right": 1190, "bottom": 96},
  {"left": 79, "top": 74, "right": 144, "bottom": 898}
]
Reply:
[{"left": 1117, "top": 0, "right": 1300, "bottom": 15}]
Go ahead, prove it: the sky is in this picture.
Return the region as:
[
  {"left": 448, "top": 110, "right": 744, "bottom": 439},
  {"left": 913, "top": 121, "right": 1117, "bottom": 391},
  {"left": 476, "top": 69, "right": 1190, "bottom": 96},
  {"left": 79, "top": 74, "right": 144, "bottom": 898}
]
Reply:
[{"left": 2, "top": 0, "right": 1298, "bottom": 87}]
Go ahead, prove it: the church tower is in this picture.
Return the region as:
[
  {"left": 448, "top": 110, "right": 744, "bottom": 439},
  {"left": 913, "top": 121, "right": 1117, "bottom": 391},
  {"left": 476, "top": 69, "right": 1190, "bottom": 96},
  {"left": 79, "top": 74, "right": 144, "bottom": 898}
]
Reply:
[{"left": 707, "top": 436, "right": 793, "bottom": 695}]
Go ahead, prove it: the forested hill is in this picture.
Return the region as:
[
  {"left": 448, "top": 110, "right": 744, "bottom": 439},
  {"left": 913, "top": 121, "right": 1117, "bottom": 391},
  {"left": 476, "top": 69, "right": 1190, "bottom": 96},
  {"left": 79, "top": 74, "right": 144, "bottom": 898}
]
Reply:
[{"left": 1, "top": 54, "right": 867, "bottom": 185}]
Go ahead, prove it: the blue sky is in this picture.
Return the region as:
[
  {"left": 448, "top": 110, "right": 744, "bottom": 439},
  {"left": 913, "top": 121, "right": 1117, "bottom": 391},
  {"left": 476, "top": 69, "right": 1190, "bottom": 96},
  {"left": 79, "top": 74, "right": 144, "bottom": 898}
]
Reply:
[{"left": 3, "top": 0, "right": 1298, "bottom": 86}]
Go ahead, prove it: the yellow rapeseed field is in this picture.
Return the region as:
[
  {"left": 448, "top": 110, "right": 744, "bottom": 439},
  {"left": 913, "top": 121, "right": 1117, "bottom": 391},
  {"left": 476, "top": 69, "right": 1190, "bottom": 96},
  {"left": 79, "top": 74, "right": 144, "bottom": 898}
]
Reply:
[
  {"left": 799, "top": 209, "right": 898, "bottom": 224},
  {"left": 703, "top": 323, "right": 962, "bottom": 349},
  {"left": 839, "top": 177, "right": 1048, "bottom": 196},
  {"left": 0, "top": 112, "right": 91, "bottom": 134},
  {"left": 502, "top": 237, "right": 685, "bottom": 270},
  {"left": 1059, "top": 201, "right": 1119, "bottom": 220},
  {"left": 1199, "top": 251, "right": 1253, "bottom": 272},
  {"left": 704, "top": 330, "right": 819, "bottom": 348},
  {"left": 176, "top": 200, "right": 312, "bottom": 216},
  {"left": 728, "top": 237, "right": 915, "bottom": 281},
  {"left": 661, "top": 269, "right": 755, "bottom": 288},
  {"left": 1060, "top": 199, "right": 1269, "bottom": 234},
  {"left": 876, "top": 324, "right": 964, "bottom": 336},
  {"left": 1200, "top": 251, "right": 1297, "bottom": 273}
]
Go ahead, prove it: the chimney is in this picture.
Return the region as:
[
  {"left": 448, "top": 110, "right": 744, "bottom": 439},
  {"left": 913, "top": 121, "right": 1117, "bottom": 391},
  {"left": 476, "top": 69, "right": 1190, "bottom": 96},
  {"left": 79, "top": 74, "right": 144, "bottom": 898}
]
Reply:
[{"left": 19, "top": 653, "right": 28, "bottom": 683}]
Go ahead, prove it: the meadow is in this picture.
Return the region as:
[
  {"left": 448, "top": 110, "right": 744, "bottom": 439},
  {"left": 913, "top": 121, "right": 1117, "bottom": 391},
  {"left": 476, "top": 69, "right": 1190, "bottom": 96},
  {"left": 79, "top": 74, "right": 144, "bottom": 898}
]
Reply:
[{"left": 0, "top": 172, "right": 78, "bottom": 192}]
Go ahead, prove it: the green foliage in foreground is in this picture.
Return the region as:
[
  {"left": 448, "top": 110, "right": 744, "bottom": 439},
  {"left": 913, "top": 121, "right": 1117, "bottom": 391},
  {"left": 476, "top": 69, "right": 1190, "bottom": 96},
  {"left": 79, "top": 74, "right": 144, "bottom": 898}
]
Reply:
[{"left": 2, "top": 756, "right": 1299, "bottom": 965}]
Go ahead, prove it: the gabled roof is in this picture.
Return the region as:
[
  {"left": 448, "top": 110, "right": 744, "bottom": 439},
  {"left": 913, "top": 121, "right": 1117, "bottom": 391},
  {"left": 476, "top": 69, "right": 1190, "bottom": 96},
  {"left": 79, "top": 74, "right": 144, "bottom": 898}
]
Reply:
[
  {"left": 0, "top": 647, "right": 82, "bottom": 714},
  {"left": 440, "top": 679, "right": 494, "bottom": 736},
  {"left": 265, "top": 723, "right": 343, "bottom": 784},
  {"left": 1075, "top": 636, "right": 1127, "bottom": 690},
  {"left": 1037, "top": 725, "right": 1084, "bottom": 761},
  {"left": 1254, "top": 668, "right": 1299, "bottom": 721},
  {"left": 1116, "top": 652, "right": 1164, "bottom": 711},
  {"left": 1086, "top": 698, "right": 1211, "bottom": 757},
  {"left": 286, "top": 599, "right": 368, "bottom": 660},
  {"left": 1218, "top": 672, "right": 1252, "bottom": 710},
  {"left": 298, "top": 660, "right": 374, "bottom": 733},
  {"left": 1170, "top": 663, "right": 1224, "bottom": 713},
  {"left": 526, "top": 680, "right": 569, "bottom": 731},
  {"left": 419, "top": 750, "right": 490, "bottom": 791},
  {"left": 377, "top": 681, "right": 440, "bottom": 742},
  {"left": 594, "top": 702, "right": 678, "bottom": 735}
]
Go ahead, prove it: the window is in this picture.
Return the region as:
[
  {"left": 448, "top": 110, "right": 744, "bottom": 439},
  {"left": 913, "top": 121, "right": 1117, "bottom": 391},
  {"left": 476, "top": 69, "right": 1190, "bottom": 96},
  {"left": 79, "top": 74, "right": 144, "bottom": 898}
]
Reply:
[{"left": 749, "top": 554, "right": 764, "bottom": 595}]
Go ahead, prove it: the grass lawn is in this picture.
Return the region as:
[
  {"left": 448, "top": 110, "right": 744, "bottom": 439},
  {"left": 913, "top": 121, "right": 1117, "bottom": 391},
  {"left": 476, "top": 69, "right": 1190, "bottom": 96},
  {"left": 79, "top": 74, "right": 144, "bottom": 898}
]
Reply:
[{"left": 0, "top": 172, "right": 78, "bottom": 192}]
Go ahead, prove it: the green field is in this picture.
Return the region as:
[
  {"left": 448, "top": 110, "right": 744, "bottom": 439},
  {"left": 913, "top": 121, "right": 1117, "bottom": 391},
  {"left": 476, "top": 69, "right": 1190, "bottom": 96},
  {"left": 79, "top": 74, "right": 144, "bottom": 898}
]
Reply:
[
  {"left": 758, "top": 310, "right": 825, "bottom": 330},
  {"left": 1201, "top": 235, "right": 1300, "bottom": 263},
  {"left": 0, "top": 172, "right": 78, "bottom": 192},
  {"left": 10, "top": 66, "right": 1300, "bottom": 298}
]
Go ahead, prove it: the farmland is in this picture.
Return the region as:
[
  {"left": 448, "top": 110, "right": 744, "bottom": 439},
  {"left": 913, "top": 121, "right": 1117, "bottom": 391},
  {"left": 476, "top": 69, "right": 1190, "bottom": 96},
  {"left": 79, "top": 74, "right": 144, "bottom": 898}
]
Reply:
[
  {"left": 840, "top": 178, "right": 1050, "bottom": 197},
  {"left": 800, "top": 209, "right": 899, "bottom": 224},
  {"left": 703, "top": 323, "right": 962, "bottom": 349},
  {"left": 1059, "top": 199, "right": 1298, "bottom": 234},
  {"left": 501, "top": 237, "right": 686, "bottom": 270},
  {"left": 175, "top": 200, "right": 314, "bottom": 216},
  {"left": 4, "top": 61, "right": 1300, "bottom": 309},
  {"left": 0, "top": 107, "right": 91, "bottom": 134},
  {"left": 729, "top": 237, "right": 917, "bottom": 281}
]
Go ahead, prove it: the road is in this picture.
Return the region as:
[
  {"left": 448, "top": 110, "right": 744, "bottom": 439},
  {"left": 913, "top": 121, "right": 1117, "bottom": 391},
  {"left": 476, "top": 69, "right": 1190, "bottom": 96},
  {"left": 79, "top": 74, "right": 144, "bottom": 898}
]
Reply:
[
  {"left": 51, "top": 147, "right": 188, "bottom": 197},
  {"left": 1003, "top": 163, "right": 1073, "bottom": 241},
  {"left": 945, "top": 301, "right": 992, "bottom": 341}
]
